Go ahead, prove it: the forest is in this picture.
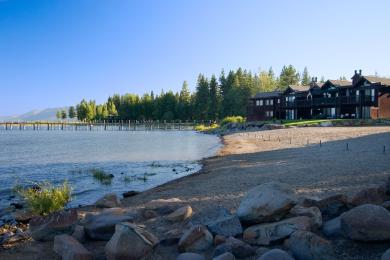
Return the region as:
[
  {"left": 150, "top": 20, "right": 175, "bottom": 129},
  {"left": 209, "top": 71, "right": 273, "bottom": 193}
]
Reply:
[{"left": 58, "top": 65, "right": 330, "bottom": 121}]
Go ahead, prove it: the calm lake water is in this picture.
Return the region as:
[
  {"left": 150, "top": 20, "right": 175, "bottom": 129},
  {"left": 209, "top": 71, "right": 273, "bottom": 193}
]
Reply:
[{"left": 0, "top": 131, "right": 221, "bottom": 209}]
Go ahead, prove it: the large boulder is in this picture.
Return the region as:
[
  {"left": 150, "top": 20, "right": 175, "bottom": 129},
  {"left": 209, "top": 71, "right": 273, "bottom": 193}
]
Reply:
[
  {"left": 53, "top": 234, "right": 92, "bottom": 260},
  {"left": 258, "top": 249, "right": 294, "bottom": 260},
  {"left": 29, "top": 209, "right": 78, "bottom": 241},
  {"left": 237, "top": 182, "right": 297, "bottom": 224},
  {"left": 341, "top": 204, "right": 390, "bottom": 241},
  {"left": 166, "top": 205, "right": 193, "bottom": 223},
  {"left": 288, "top": 230, "right": 336, "bottom": 260},
  {"left": 95, "top": 193, "right": 121, "bottom": 208},
  {"left": 347, "top": 186, "right": 387, "bottom": 206},
  {"left": 84, "top": 208, "right": 135, "bottom": 240},
  {"left": 322, "top": 216, "right": 342, "bottom": 238},
  {"left": 177, "top": 253, "right": 206, "bottom": 260},
  {"left": 213, "top": 237, "right": 255, "bottom": 258},
  {"left": 191, "top": 206, "right": 243, "bottom": 237},
  {"left": 290, "top": 205, "right": 322, "bottom": 228},
  {"left": 301, "top": 194, "right": 348, "bottom": 220},
  {"left": 105, "top": 222, "right": 158, "bottom": 260},
  {"left": 213, "top": 252, "right": 236, "bottom": 260},
  {"left": 178, "top": 225, "right": 213, "bottom": 253},
  {"left": 243, "top": 216, "right": 312, "bottom": 245}
]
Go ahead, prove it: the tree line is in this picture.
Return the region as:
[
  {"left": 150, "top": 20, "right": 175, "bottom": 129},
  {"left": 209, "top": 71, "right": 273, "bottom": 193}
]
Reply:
[{"left": 58, "top": 65, "right": 331, "bottom": 121}]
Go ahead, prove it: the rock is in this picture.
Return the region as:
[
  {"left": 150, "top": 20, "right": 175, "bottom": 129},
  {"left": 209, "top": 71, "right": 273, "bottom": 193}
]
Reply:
[
  {"left": 84, "top": 208, "right": 135, "bottom": 240},
  {"left": 341, "top": 204, "right": 390, "bottom": 241},
  {"left": 177, "top": 252, "right": 206, "bottom": 260},
  {"left": 95, "top": 193, "right": 121, "bottom": 208},
  {"left": 258, "top": 249, "right": 294, "bottom": 260},
  {"left": 214, "top": 236, "right": 255, "bottom": 258},
  {"left": 142, "top": 209, "right": 159, "bottom": 219},
  {"left": 10, "top": 202, "right": 24, "bottom": 209},
  {"left": 243, "top": 216, "right": 312, "bottom": 245},
  {"left": 191, "top": 206, "right": 242, "bottom": 237},
  {"left": 214, "top": 235, "right": 226, "bottom": 246},
  {"left": 322, "top": 216, "right": 342, "bottom": 237},
  {"left": 213, "top": 252, "right": 236, "bottom": 260},
  {"left": 29, "top": 209, "right": 78, "bottom": 241},
  {"left": 383, "top": 201, "right": 390, "bottom": 210},
  {"left": 145, "top": 198, "right": 183, "bottom": 215},
  {"left": 13, "top": 210, "right": 35, "bottom": 223},
  {"left": 256, "top": 247, "right": 271, "bottom": 256},
  {"left": 105, "top": 222, "right": 158, "bottom": 260},
  {"left": 72, "top": 225, "right": 86, "bottom": 243},
  {"left": 301, "top": 194, "right": 348, "bottom": 220},
  {"left": 290, "top": 205, "right": 322, "bottom": 228},
  {"left": 382, "top": 249, "right": 390, "bottom": 260},
  {"left": 288, "top": 230, "right": 335, "bottom": 260},
  {"left": 386, "top": 176, "right": 390, "bottom": 195},
  {"left": 237, "top": 182, "right": 297, "bottom": 224},
  {"left": 53, "top": 234, "right": 92, "bottom": 260},
  {"left": 178, "top": 225, "right": 213, "bottom": 253},
  {"left": 161, "top": 228, "right": 183, "bottom": 246},
  {"left": 347, "top": 186, "right": 387, "bottom": 206},
  {"left": 122, "top": 190, "right": 139, "bottom": 198},
  {"left": 166, "top": 205, "right": 193, "bottom": 222}
]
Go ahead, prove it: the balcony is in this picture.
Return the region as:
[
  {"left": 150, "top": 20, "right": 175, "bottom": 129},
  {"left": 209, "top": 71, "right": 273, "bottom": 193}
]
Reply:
[{"left": 279, "top": 95, "right": 373, "bottom": 108}]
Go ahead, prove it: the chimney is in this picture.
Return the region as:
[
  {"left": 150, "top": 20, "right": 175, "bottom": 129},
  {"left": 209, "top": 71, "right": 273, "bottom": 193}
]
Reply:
[
  {"left": 315, "top": 77, "right": 317, "bottom": 82},
  {"left": 354, "top": 70, "right": 357, "bottom": 75},
  {"left": 359, "top": 69, "right": 362, "bottom": 75}
]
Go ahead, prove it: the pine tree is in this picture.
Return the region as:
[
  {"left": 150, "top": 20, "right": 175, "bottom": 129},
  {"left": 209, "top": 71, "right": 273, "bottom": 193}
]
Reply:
[
  {"left": 301, "top": 67, "right": 310, "bottom": 85},
  {"left": 194, "top": 74, "right": 210, "bottom": 120},
  {"left": 61, "top": 110, "right": 67, "bottom": 120},
  {"left": 279, "top": 65, "right": 300, "bottom": 89},
  {"left": 56, "top": 111, "right": 61, "bottom": 120},
  {"left": 68, "top": 106, "right": 76, "bottom": 119},
  {"left": 208, "top": 75, "right": 220, "bottom": 120},
  {"left": 178, "top": 81, "right": 192, "bottom": 120}
]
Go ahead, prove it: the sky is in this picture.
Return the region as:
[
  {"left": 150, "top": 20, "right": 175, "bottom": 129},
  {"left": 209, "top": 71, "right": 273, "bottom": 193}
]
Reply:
[{"left": 0, "top": 0, "right": 389, "bottom": 116}]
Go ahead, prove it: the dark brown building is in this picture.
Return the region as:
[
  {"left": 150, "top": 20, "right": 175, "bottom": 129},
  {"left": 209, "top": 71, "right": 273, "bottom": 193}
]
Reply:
[{"left": 247, "top": 70, "right": 390, "bottom": 121}]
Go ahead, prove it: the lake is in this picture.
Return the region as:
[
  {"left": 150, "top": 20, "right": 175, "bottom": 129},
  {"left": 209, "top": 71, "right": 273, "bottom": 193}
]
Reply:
[{"left": 0, "top": 130, "right": 221, "bottom": 209}]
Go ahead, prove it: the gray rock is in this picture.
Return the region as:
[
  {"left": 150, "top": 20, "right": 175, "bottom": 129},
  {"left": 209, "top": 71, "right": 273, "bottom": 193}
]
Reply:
[
  {"left": 166, "top": 205, "right": 193, "bottom": 223},
  {"left": 243, "top": 216, "right": 312, "bottom": 245},
  {"left": 191, "top": 206, "right": 243, "bottom": 237},
  {"left": 386, "top": 176, "right": 390, "bottom": 195},
  {"left": 72, "top": 225, "right": 86, "bottom": 243},
  {"left": 347, "top": 186, "right": 387, "bottom": 206},
  {"left": 301, "top": 194, "right": 348, "bottom": 220},
  {"left": 322, "top": 217, "right": 342, "bottom": 238},
  {"left": 341, "top": 204, "right": 390, "bottom": 241},
  {"left": 288, "top": 230, "right": 336, "bottom": 260},
  {"left": 178, "top": 225, "right": 213, "bottom": 253},
  {"left": 29, "top": 209, "right": 78, "bottom": 241},
  {"left": 213, "top": 237, "right": 255, "bottom": 258},
  {"left": 105, "top": 222, "right": 158, "bottom": 260},
  {"left": 258, "top": 249, "right": 294, "bottom": 260},
  {"left": 213, "top": 252, "right": 236, "bottom": 260},
  {"left": 290, "top": 205, "right": 322, "bottom": 228},
  {"left": 238, "top": 182, "right": 297, "bottom": 224},
  {"left": 177, "top": 252, "right": 206, "bottom": 260},
  {"left": 95, "top": 193, "right": 121, "bottom": 208},
  {"left": 144, "top": 198, "right": 183, "bottom": 215},
  {"left": 382, "top": 201, "right": 390, "bottom": 210},
  {"left": 122, "top": 190, "right": 139, "bottom": 198},
  {"left": 53, "top": 234, "right": 92, "bottom": 260},
  {"left": 382, "top": 248, "right": 390, "bottom": 260},
  {"left": 84, "top": 208, "right": 135, "bottom": 240}
]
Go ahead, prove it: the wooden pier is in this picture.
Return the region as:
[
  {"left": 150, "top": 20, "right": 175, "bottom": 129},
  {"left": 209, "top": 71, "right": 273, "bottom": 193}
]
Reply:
[{"left": 0, "top": 120, "right": 211, "bottom": 131}]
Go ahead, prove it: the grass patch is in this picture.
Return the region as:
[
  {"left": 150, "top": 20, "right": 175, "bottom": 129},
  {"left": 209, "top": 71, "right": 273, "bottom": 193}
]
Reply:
[
  {"left": 282, "top": 119, "right": 344, "bottom": 127},
  {"left": 16, "top": 181, "right": 71, "bottom": 216},
  {"left": 220, "top": 116, "right": 245, "bottom": 126},
  {"left": 89, "top": 168, "right": 114, "bottom": 185},
  {"left": 194, "top": 123, "right": 219, "bottom": 132}
]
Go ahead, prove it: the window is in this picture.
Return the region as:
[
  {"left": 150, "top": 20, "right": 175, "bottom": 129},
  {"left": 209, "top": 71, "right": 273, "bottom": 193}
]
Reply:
[
  {"left": 260, "top": 100, "right": 263, "bottom": 106},
  {"left": 265, "top": 99, "right": 269, "bottom": 105},
  {"left": 278, "top": 99, "right": 280, "bottom": 104},
  {"left": 270, "top": 111, "right": 274, "bottom": 117},
  {"left": 256, "top": 100, "right": 260, "bottom": 106},
  {"left": 265, "top": 111, "right": 269, "bottom": 117},
  {"left": 371, "top": 89, "right": 375, "bottom": 102},
  {"left": 270, "top": 99, "right": 274, "bottom": 105}
]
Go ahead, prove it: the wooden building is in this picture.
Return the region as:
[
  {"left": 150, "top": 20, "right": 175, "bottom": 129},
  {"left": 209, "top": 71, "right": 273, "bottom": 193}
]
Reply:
[{"left": 247, "top": 70, "right": 390, "bottom": 121}]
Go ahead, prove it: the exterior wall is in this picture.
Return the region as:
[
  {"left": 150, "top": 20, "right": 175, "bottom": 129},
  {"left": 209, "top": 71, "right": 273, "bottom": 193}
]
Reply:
[{"left": 378, "top": 90, "right": 390, "bottom": 118}]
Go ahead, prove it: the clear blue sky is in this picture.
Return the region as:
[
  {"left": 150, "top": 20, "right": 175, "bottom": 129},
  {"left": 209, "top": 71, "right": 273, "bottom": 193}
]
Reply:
[{"left": 1, "top": 0, "right": 389, "bottom": 116}]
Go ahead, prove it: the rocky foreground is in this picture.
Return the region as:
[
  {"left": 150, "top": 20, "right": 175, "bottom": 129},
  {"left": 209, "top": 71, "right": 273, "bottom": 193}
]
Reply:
[{"left": 2, "top": 178, "right": 390, "bottom": 260}]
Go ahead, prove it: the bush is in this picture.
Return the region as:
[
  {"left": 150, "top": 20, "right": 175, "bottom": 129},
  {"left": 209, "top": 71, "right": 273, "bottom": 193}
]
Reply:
[
  {"left": 194, "top": 123, "right": 219, "bottom": 132},
  {"left": 17, "top": 181, "right": 71, "bottom": 216},
  {"left": 220, "top": 116, "right": 245, "bottom": 126}
]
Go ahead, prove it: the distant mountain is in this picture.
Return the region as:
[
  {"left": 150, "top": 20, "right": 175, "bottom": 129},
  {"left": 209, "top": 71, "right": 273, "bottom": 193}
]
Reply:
[{"left": 0, "top": 107, "right": 69, "bottom": 122}]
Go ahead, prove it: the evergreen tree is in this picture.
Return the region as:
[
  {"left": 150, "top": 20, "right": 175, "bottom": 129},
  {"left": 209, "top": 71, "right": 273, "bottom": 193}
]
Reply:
[
  {"left": 301, "top": 67, "right": 310, "bottom": 85},
  {"left": 56, "top": 110, "right": 61, "bottom": 120},
  {"left": 208, "top": 75, "right": 220, "bottom": 120},
  {"left": 68, "top": 106, "right": 76, "bottom": 119},
  {"left": 61, "top": 110, "right": 67, "bottom": 120},
  {"left": 178, "top": 81, "right": 191, "bottom": 120},
  {"left": 279, "top": 65, "right": 300, "bottom": 89},
  {"left": 194, "top": 74, "right": 210, "bottom": 120}
]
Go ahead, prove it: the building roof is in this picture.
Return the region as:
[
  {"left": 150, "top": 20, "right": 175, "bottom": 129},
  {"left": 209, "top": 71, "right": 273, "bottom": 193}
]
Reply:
[
  {"left": 253, "top": 91, "right": 282, "bottom": 99},
  {"left": 364, "top": 76, "right": 390, "bottom": 86},
  {"left": 328, "top": 80, "right": 352, "bottom": 87},
  {"left": 288, "top": 85, "right": 310, "bottom": 92}
]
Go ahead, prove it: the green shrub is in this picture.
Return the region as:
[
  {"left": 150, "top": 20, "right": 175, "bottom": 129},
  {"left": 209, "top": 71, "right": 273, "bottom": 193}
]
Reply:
[
  {"left": 220, "top": 116, "right": 245, "bottom": 126},
  {"left": 90, "top": 168, "right": 114, "bottom": 185},
  {"left": 17, "top": 181, "right": 71, "bottom": 216},
  {"left": 194, "top": 123, "right": 219, "bottom": 132}
]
